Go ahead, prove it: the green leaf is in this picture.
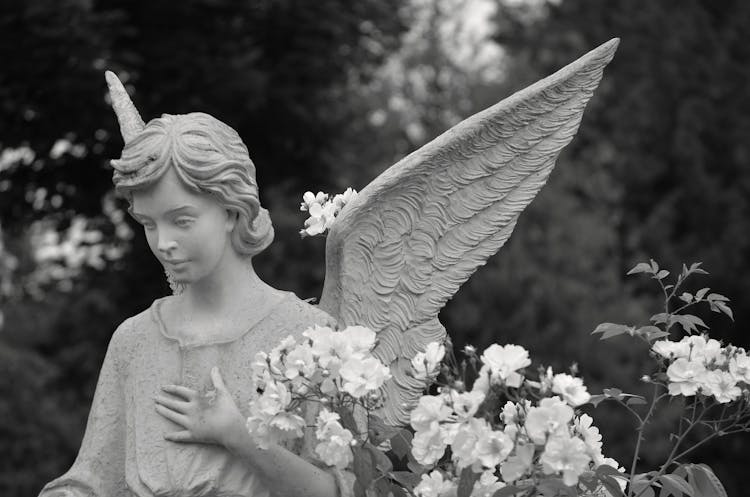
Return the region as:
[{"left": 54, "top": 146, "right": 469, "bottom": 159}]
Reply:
[
  {"left": 706, "top": 293, "right": 730, "bottom": 302},
  {"left": 592, "top": 323, "right": 633, "bottom": 340},
  {"left": 589, "top": 394, "right": 607, "bottom": 407},
  {"left": 671, "top": 314, "right": 707, "bottom": 334},
  {"left": 603, "top": 387, "right": 623, "bottom": 397},
  {"left": 626, "top": 395, "right": 648, "bottom": 405},
  {"left": 636, "top": 326, "right": 669, "bottom": 342},
  {"left": 598, "top": 475, "right": 625, "bottom": 497},
  {"left": 695, "top": 287, "right": 710, "bottom": 300},
  {"left": 492, "top": 486, "right": 523, "bottom": 497},
  {"left": 650, "top": 259, "right": 660, "bottom": 273},
  {"left": 689, "top": 262, "right": 709, "bottom": 275},
  {"left": 651, "top": 313, "right": 670, "bottom": 325},
  {"left": 368, "top": 414, "right": 402, "bottom": 445},
  {"left": 407, "top": 459, "right": 427, "bottom": 475},
  {"left": 390, "top": 429, "right": 413, "bottom": 460},
  {"left": 457, "top": 467, "right": 480, "bottom": 497},
  {"left": 659, "top": 473, "right": 693, "bottom": 496},
  {"left": 654, "top": 269, "right": 670, "bottom": 280},
  {"left": 685, "top": 464, "right": 728, "bottom": 497},
  {"left": 352, "top": 445, "right": 376, "bottom": 490},
  {"left": 365, "top": 442, "right": 393, "bottom": 473},
  {"left": 713, "top": 301, "right": 734, "bottom": 321},
  {"left": 628, "top": 262, "right": 654, "bottom": 275},
  {"left": 390, "top": 471, "right": 422, "bottom": 489}
]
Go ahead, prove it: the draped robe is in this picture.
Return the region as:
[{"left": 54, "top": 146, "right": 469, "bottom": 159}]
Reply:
[{"left": 39, "top": 293, "right": 352, "bottom": 497}]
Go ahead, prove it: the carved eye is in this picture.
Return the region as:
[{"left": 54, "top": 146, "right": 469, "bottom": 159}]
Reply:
[{"left": 175, "top": 217, "right": 194, "bottom": 228}]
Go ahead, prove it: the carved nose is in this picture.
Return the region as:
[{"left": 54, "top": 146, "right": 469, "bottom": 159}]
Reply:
[{"left": 158, "top": 239, "right": 178, "bottom": 254}]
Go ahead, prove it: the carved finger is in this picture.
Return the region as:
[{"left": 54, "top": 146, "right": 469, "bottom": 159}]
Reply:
[
  {"left": 161, "top": 384, "right": 197, "bottom": 401},
  {"left": 155, "top": 404, "right": 190, "bottom": 428},
  {"left": 164, "top": 430, "right": 196, "bottom": 443},
  {"left": 154, "top": 395, "right": 190, "bottom": 414}
]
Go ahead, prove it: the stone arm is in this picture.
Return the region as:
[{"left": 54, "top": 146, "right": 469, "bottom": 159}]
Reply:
[
  {"left": 39, "top": 322, "right": 131, "bottom": 497},
  {"left": 223, "top": 424, "right": 354, "bottom": 497}
]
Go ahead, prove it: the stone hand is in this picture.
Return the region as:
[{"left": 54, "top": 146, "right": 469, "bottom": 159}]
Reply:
[{"left": 154, "top": 366, "right": 245, "bottom": 447}]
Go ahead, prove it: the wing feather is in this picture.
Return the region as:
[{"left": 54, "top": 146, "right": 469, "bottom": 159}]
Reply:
[{"left": 320, "top": 39, "right": 619, "bottom": 425}]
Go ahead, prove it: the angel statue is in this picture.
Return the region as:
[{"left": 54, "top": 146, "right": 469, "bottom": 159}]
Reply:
[{"left": 39, "top": 38, "right": 618, "bottom": 497}]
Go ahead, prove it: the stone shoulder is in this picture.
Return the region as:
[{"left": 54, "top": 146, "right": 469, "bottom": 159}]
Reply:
[{"left": 106, "top": 305, "right": 157, "bottom": 364}]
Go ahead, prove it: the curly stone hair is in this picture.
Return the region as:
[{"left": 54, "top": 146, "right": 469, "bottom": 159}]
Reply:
[{"left": 111, "top": 112, "right": 274, "bottom": 257}]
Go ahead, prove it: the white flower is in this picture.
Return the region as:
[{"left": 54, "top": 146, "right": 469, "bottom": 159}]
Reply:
[
  {"left": 439, "top": 422, "right": 461, "bottom": 445},
  {"left": 447, "top": 390, "right": 485, "bottom": 421},
  {"left": 303, "top": 325, "right": 342, "bottom": 370},
  {"left": 300, "top": 189, "right": 357, "bottom": 237},
  {"left": 412, "top": 425, "right": 448, "bottom": 465},
  {"left": 471, "top": 470, "right": 505, "bottom": 497},
  {"left": 666, "top": 358, "right": 707, "bottom": 396},
  {"left": 686, "top": 335, "right": 723, "bottom": 365},
  {"left": 702, "top": 370, "right": 742, "bottom": 403},
  {"left": 500, "top": 442, "right": 535, "bottom": 482},
  {"left": 339, "top": 356, "right": 390, "bottom": 398},
  {"left": 652, "top": 339, "right": 690, "bottom": 360},
  {"left": 574, "top": 414, "right": 604, "bottom": 465},
  {"left": 300, "top": 199, "right": 338, "bottom": 237},
  {"left": 729, "top": 352, "right": 750, "bottom": 384},
  {"left": 254, "top": 379, "right": 292, "bottom": 416},
  {"left": 268, "top": 335, "right": 297, "bottom": 375},
  {"left": 524, "top": 396, "right": 574, "bottom": 445},
  {"left": 251, "top": 351, "right": 270, "bottom": 382},
  {"left": 246, "top": 411, "right": 276, "bottom": 449},
  {"left": 451, "top": 418, "right": 512, "bottom": 470},
  {"left": 414, "top": 470, "right": 456, "bottom": 497},
  {"left": 540, "top": 434, "right": 591, "bottom": 486},
  {"left": 475, "top": 427, "right": 513, "bottom": 468},
  {"left": 411, "top": 395, "right": 453, "bottom": 432},
  {"left": 283, "top": 342, "right": 316, "bottom": 380},
  {"left": 552, "top": 373, "right": 591, "bottom": 407},
  {"left": 412, "top": 342, "right": 446, "bottom": 380},
  {"left": 269, "top": 411, "right": 306, "bottom": 439},
  {"left": 340, "top": 325, "right": 377, "bottom": 356},
  {"left": 300, "top": 191, "right": 328, "bottom": 211},
  {"left": 451, "top": 418, "right": 487, "bottom": 469},
  {"left": 315, "top": 409, "right": 354, "bottom": 468},
  {"left": 480, "top": 344, "right": 531, "bottom": 388},
  {"left": 500, "top": 400, "right": 531, "bottom": 426},
  {"left": 332, "top": 187, "right": 358, "bottom": 210},
  {"left": 471, "top": 364, "right": 491, "bottom": 394}
]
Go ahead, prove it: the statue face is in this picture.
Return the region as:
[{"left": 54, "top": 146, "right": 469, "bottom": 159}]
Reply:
[{"left": 130, "top": 167, "right": 235, "bottom": 285}]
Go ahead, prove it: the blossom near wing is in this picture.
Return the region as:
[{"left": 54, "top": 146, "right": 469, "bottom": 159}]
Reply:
[{"left": 319, "top": 39, "right": 619, "bottom": 426}]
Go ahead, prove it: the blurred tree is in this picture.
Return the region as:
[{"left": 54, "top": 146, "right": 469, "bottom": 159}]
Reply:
[{"left": 486, "top": 0, "right": 750, "bottom": 492}]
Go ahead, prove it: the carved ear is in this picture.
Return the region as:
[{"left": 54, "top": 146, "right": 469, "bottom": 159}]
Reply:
[
  {"left": 105, "top": 71, "right": 145, "bottom": 144},
  {"left": 226, "top": 209, "right": 239, "bottom": 232}
]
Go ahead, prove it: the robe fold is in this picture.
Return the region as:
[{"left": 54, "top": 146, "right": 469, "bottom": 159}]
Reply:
[{"left": 39, "top": 293, "right": 354, "bottom": 497}]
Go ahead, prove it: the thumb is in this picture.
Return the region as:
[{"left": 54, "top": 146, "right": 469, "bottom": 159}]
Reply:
[{"left": 210, "top": 366, "right": 228, "bottom": 392}]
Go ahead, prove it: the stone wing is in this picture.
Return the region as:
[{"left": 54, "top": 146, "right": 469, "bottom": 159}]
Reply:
[{"left": 319, "top": 39, "right": 619, "bottom": 426}]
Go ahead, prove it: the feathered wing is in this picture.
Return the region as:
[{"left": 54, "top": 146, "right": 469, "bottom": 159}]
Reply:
[{"left": 319, "top": 39, "right": 619, "bottom": 426}]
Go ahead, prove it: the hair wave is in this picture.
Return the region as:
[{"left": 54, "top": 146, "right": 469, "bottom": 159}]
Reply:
[{"left": 111, "top": 112, "right": 273, "bottom": 257}]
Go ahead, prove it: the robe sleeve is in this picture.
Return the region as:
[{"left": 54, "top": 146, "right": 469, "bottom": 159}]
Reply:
[{"left": 39, "top": 320, "right": 133, "bottom": 497}]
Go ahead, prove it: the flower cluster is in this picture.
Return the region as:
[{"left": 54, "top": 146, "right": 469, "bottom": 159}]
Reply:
[
  {"left": 653, "top": 334, "right": 750, "bottom": 403},
  {"left": 409, "top": 343, "right": 624, "bottom": 497},
  {"left": 246, "top": 324, "right": 391, "bottom": 468},
  {"left": 299, "top": 188, "right": 358, "bottom": 237}
]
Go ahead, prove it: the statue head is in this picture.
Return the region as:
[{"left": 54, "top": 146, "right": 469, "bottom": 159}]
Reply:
[{"left": 105, "top": 72, "right": 274, "bottom": 260}]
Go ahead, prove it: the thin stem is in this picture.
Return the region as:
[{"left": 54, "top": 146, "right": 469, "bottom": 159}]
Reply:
[
  {"left": 627, "top": 383, "right": 661, "bottom": 497},
  {"left": 633, "top": 402, "right": 710, "bottom": 497}
]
